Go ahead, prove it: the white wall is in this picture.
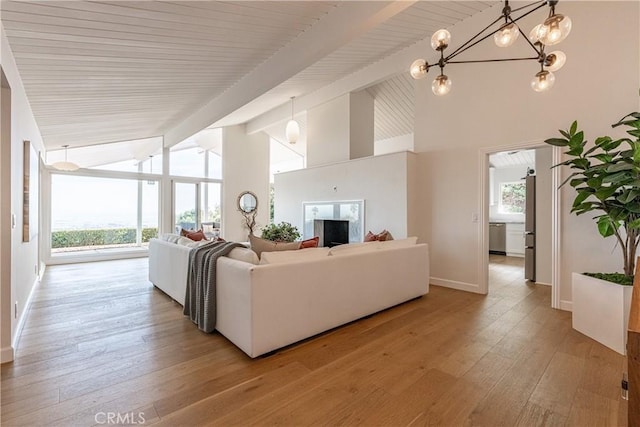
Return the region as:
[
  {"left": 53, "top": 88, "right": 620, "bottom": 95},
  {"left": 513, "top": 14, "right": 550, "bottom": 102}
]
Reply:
[
  {"left": 489, "top": 166, "right": 530, "bottom": 223},
  {"left": 349, "top": 90, "right": 374, "bottom": 160},
  {"left": 1, "top": 24, "right": 46, "bottom": 362},
  {"left": 375, "top": 133, "right": 414, "bottom": 156},
  {"left": 307, "top": 94, "right": 350, "bottom": 167},
  {"left": 1, "top": 73, "right": 12, "bottom": 363},
  {"left": 307, "top": 91, "right": 375, "bottom": 167},
  {"left": 413, "top": 1, "right": 639, "bottom": 303},
  {"left": 275, "top": 151, "right": 416, "bottom": 240},
  {"left": 222, "top": 125, "right": 270, "bottom": 242},
  {"left": 536, "top": 147, "right": 552, "bottom": 285}
]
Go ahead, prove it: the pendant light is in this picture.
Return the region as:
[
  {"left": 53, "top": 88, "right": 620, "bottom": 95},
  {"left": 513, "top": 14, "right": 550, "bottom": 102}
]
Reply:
[
  {"left": 51, "top": 145, "right": 79, "bottom": 171},
  {"left": 285, "top": 96, "right": 299, "bottom": 144}
]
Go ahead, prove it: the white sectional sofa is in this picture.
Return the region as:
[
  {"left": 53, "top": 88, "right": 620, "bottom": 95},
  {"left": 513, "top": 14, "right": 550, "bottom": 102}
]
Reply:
[{"left": 149, "top": 236, "right": 429, "bottom": 358}]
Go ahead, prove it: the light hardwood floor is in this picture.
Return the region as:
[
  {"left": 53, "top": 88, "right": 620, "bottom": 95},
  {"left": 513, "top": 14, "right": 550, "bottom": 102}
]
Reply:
[{"left": 1, "top": 257, "right": 627, "bottom": 426}]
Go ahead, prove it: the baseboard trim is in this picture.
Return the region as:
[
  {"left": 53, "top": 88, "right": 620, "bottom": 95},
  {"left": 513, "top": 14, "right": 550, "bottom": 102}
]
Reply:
[
  {"left": 430, "top": 277, "right": 482, "bottom": 294},
  {"left": 535, "top": 281, "right": 552, "bottom": 287},
  {"left": 1, "top": 346, "right": 14, "bottom": 363},
  {"left": 560, "top": 300, "right": 573, "bottom": 312},
  {"left": 12, "top": 275, "right": 40, "bottom": 353}
]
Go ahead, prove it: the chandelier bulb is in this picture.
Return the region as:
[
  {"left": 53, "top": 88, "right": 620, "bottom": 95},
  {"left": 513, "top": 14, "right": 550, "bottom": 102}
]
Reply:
[
  {"left": 494, "top": 23, "right": 520, "bottom": 48},
  {"left": 432, "top": 74, "right": 452, "bottom": 96},
  {"left": 410, "top": 59, "right": 428, "bottom": 80},
  {"left": 431, "top": 29, "right": 451, "bottom": 51},
  {"left": 539, "top": 13, "right": 572, "bottom": 45},
  {"left": 531, "top": 70, "right": 555, "bottom": 92},
  {"left": 544, "top": 51, "right": 566, "bottom": 72},
  {"left": 529, "top": 24, "right": 543, "bottom": 44}
]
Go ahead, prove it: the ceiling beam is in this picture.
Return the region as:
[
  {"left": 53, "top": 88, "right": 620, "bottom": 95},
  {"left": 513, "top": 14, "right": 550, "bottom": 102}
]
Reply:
[
  {"left": 245, "top": 3, "right": 501, "bottom": 135},
  {"left": 162, "top": 0, "right": 417, "bottom": 147}
]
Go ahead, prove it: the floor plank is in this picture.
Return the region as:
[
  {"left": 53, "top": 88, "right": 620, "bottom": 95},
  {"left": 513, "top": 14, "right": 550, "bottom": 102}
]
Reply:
[{"left": 0, "top": 256, "right": 628, "bottom": 426}]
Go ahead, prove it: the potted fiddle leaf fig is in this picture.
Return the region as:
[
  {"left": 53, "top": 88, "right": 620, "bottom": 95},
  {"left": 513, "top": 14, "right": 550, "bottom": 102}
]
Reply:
[{"left": 545, "top": 110, "right": 640, "bottom": 354}]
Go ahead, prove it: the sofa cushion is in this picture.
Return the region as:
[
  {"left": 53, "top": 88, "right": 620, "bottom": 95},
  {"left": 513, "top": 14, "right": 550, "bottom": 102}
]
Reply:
[
  {"left": 259, "top": 247, "right": 330, "bottom": 265},
  {"left": 328, "top": 241, "right": 380, "bottom": 256},
  {"left": 228, "top": 247, "right": 259, "bottom": 265},
  {"left": 300, "top": 236, "right": 319, "bottom": 249},
  {"left": 378, "top": 236, "right": 418, "bottom": 249},
  {"left": 161, "top": 233, "right": 181, "bottom": 244},
  {"left": 176, "top": 236, "right": 210, "bottom": 248},
  {"left": 249, "top": 234, "right": 301, "bottom": 258}
]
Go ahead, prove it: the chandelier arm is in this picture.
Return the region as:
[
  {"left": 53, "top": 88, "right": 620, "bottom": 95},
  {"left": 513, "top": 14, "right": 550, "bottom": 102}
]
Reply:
[
  {"left": 445, "top": 15, "right": 503, "bottom": 60},
  {"left": 447, "top": 1, "right": 548, "bottom": 62},
  {"left": 447, "top": 57, "right": 540, "bottom": 65},
  {"left": 508, "top": 16, "right": 543, "bottom": 55}
]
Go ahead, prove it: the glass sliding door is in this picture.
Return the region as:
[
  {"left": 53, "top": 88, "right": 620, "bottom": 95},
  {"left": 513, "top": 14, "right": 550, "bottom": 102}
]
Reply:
[
  {"left": 173, "top": 182, "right": 197, "bottom": 233},
  {"left": 173, "top": 180, "right": 222, "bottom": 238},
  {"left": 200, "top": 182, "right": 221, "bottom": 238}
]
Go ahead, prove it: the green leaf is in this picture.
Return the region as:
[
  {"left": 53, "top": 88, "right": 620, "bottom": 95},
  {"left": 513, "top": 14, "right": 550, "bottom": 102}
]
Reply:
[
  {"left": 569, "top": 131, "right": 585, "bottom": 148},
  {"left": 545, "top": 138, "right": 568, "bottom": 147},
  {"left": 595, "top": 136, "right": 612, "bottom": 147},
  {"left": 570, "top": 121, "right": 578, "bottom": 135},
  {"left": 592, "top": 154, "right": 613, "bottom": 163},
  {"left": 617, "top": 190, "right": 640, "bottom": 204},
  {"left": 572, "top": 191, "right": 591, "bottom": 208},
  {"left": 627, "top": 218, "right": 640, "bottom": 230},
  {"left": 569, "top": 178, "right": 586, "bottom": 187},
  {"left": 606, "top": 162, "right": 634, "bottom": 173},
  {"left": 559, "top": 130, "right": 571, "bottom": 139},
  {"left": 602, "top": 170, "right": 631, "bottom": 184},
  {"left": 586, "top": 177, "right": 602, "bottom": 188},
  {"left": 597, "top": 216, "right": 616, "bottom": 237},
  {"left": 595, "top": 186, "right": 618, "bottom": 201}
]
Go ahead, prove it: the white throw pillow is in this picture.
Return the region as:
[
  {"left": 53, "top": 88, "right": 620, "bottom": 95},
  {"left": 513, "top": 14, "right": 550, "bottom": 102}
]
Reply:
[
  {"left": 227, "top": 247, "right": 259, "bottom": 265},
  {"left": 161, "top": 233, "right": 181, "bottom": 244},
  {"left": 259, "top": 247, "right": 330, "bottom": 265}
]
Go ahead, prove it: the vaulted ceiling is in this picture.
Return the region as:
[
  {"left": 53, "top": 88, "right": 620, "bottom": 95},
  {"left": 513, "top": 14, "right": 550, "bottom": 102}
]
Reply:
[{"left": 0, "top": 1, "right": 496, "bottom": 151}]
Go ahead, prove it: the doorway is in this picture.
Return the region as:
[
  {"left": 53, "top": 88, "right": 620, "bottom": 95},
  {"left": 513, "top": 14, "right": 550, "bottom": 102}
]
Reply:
[
  {"left": 478, "top": 143, "right": 562, "bottom": 309},
  {"left": 488, "top": 149, "right": 536, "bottom": 290}
]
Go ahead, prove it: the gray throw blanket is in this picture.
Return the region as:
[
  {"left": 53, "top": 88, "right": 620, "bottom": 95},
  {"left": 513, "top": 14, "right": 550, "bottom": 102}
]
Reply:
[{"left": 183, "top": 241, "right": 245, "bottom": 333}]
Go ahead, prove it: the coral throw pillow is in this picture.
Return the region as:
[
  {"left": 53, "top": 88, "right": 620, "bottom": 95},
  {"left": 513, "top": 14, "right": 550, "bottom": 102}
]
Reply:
[
  {"left": 364, "top": 230, "right": 394, "bottom": 242},
  {"left": 186, "top": 230, "right": 206, "bottom": 241},
  {"left": 300, "top": 236, "right": 319, "bottom": 249}
]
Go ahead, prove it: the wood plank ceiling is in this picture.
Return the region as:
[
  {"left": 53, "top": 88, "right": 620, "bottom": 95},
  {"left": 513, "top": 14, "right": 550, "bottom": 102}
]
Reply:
[{"left": 1, "top": 1, "right": 495, "bottom": 151}]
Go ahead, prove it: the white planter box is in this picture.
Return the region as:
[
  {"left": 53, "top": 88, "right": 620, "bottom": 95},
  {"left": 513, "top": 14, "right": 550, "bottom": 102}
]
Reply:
[{"left": 572, "top": 272, "right": 633, "bottom": 355}]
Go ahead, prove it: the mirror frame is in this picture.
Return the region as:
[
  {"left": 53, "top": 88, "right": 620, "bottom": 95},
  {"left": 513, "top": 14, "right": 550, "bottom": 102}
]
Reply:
[{"left": 237, "top": 191, "right": 258, "bottom": 214}]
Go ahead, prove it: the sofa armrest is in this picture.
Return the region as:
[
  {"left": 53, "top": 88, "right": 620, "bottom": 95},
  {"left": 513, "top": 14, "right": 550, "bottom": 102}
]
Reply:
[{"left": 215, "top": 257, "right": 256, "bottom": 356}]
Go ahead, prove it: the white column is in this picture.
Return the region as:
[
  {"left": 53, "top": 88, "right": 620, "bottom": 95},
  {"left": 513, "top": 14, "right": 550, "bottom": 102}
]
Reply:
[{"left": 222, "top": 126, "right": 270, "bottom": 242}]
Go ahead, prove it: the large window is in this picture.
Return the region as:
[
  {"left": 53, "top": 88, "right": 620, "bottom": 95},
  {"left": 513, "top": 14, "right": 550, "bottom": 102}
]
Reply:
[
  {"left": 170, "top": 131, "right": 222, "bottom": 179},
  {"left": 51, "top": 175, "right": 158, "bottom": 253}
]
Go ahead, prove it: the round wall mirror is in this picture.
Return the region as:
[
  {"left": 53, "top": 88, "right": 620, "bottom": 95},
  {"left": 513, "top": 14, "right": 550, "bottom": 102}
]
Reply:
[{"left": 237, "top": 191, "right": 258, "bottom": 214}]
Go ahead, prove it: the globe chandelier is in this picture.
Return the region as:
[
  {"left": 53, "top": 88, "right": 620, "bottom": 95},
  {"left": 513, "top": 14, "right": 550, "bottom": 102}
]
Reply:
[{"left": 410, "top": 0, "right": 571, "bottom": 95}]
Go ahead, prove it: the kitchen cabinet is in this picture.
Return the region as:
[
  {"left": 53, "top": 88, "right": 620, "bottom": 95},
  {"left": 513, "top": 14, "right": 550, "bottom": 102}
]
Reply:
[{"left": 506, "top": 222, "right": 525, "bottom": 257}]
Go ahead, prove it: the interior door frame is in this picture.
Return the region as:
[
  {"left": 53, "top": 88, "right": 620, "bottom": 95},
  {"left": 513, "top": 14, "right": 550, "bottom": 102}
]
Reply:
[{"left": 478, "top": 141, "right": 563, "bottom": 309}]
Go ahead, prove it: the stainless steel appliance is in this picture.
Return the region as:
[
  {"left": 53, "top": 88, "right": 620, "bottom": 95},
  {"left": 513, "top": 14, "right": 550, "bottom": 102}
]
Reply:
[
  {"left": 524, "top": 175, "right": 536, "bottom": 281},
  {"left": 489, "top": 222, "right": 506, "bottom": 255}
]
